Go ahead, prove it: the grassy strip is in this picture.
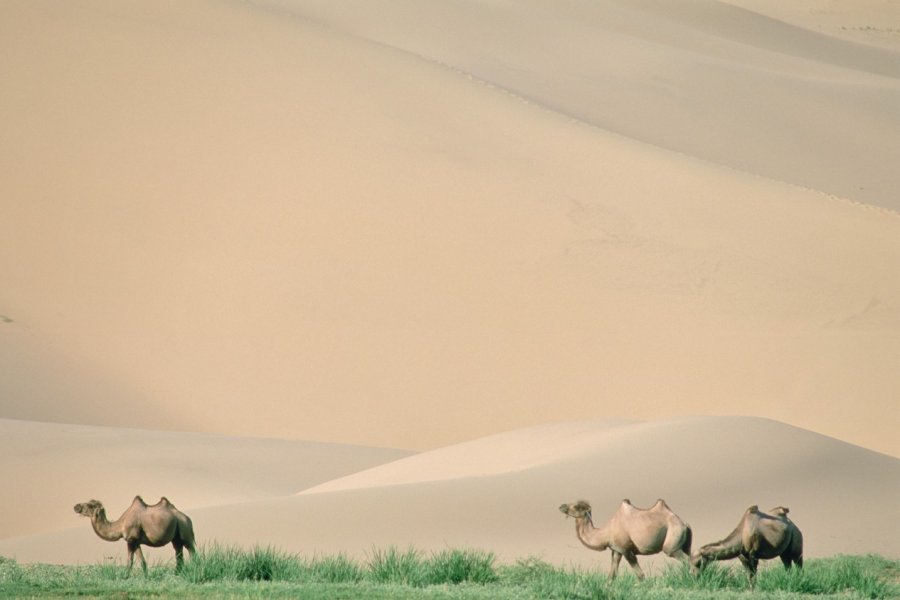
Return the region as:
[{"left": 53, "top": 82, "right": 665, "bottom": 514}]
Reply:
[{"left": 1, "top": 550, "right": 897, "bottom": 599}]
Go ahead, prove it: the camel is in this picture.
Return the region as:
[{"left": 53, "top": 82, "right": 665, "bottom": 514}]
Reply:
[
  {"left": 559, "top": 498, "right": 693, "bottom": 579},
  {"left": 74, "top": 496, "right": 197, "bottom": 575},
  {"left": 690, "top": 505, "right": 803, "bottom": 587}
]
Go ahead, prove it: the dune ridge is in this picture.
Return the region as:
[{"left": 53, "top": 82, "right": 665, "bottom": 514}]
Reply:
[
  {"left": 297, "top": 418, "right": 640, "bottom": 494},
  {"left": 722, "top": 0, "right": 900, "bottom": 51}
]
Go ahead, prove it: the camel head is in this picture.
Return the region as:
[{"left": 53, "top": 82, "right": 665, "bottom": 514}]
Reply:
[
  {"left": 74, "top": 499, "right": 104, "bottom": 519},
  {"left": 689, "top": 550, "right": 706, "bottom": 573},
  {"left": 559, "top": 500, "right": 592, "bottom": 521},
  {"left": 690, "top": 542, "right": 723, "bottom": 574}
]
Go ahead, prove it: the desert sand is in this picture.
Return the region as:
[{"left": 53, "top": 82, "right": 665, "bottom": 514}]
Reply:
[{"left": 1, "top": 0, "right": 898, "bottom": 568}]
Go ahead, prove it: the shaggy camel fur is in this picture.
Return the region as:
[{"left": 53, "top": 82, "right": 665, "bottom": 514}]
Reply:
[
  {"left": 559, "top": 499, "right": 692, "bottom": 579},
  {"left": 74, "top": 496, "right": 196, "bottom": 575},
  {"left": 691, "top": 505, "right": 803, "bottom": 587}
]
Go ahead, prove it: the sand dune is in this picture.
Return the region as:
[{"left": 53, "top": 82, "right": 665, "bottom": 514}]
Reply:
[
  {"left": 1, "top": 417, "right": 897, "bottom": 568},
  {"left": 1, "top": 0, "right": 897, "bottom": 456},
  {"left": 259, "top": 0, "right": 900, "bottom": 209},
  {"left": 0, "top": 418, "right": 410, "bottom": 540}
]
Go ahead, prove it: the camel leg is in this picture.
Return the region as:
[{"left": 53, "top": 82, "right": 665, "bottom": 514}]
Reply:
[
  {"left": 783, "top": 553, "right": 803, "bottom": 570},
  {"left": 609, "top": 551, "right": 622, "bottom": 579},
  {"left": 133, "top": 544, "right": 148, "bottom": 576},
  {"left": 622, "top": 551, "right": 645, "bottom": 580},
  {"left": 126, "top": 541, "right": 137, "bottom": 576},
  {"left": 738, "top": 554, "right": 758, "bottom": 589},
  {"left": 173, "top": 540, "right": 185, "bottom": 572}
]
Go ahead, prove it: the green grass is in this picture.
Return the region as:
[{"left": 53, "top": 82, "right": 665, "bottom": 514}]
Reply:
[{"left": 0, "top": 549, "right": 896, "bottom": 599}]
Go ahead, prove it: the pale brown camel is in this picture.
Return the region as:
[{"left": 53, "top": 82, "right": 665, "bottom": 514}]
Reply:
[
  {"left": 690, "top": 505, "right": 803, "bottom": 587},
  {"left": 559, "top": 499, "right": 692, "bottom": 579},
  {"left": 74, "top": 496, "right": 196, "bottom": 575}
]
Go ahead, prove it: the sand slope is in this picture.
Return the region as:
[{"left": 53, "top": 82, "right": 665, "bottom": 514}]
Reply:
[
  {"left": 723, "top": 0, "right": 900, "bottom": 51},
  {"left": 1, "top": 0, "right": 897, "bottom": 455},
  {"left": 1, "top": 417, "right": 897, "bottom": 567},
  {"left": 0, "top": 419, "right": 410, "bottom": 540}
]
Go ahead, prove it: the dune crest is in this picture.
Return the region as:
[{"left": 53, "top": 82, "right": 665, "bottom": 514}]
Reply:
[{"left": 299, "top": 419, "right": 638, "bottom": 494}]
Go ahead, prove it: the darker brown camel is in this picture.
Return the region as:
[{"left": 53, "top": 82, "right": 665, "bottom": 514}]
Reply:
[
  {"left": 74, "top": 496, "right": 197, "bottom": 575},
  {"left": 691, "top": 505, "right": 803, "bottom": 587},
  {"left": 559, "top": 499, "right": 692, "bottom": 579}
]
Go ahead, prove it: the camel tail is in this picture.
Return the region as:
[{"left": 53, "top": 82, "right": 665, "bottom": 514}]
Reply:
[{"left": 682, "top": 525, "right": 693, "bottom": 556}]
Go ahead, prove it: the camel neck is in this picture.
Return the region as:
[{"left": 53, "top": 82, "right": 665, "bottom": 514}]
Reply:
[
  {"left": 702, "top": 528, "right": 743, "bottom": 560},
  {"left": 575, "top": 517, "right": 609, "bottom": 551},
  {"left": 91, "top": 508, "right": 123, "bottom": 542}
]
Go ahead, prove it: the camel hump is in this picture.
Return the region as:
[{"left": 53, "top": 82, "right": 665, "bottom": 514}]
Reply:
[
  {"left": 622, "top": 498, "right": 632, "bottom": 505},
  {"left": 746, "top": 504, "right": 759, "bottom": 514},
  {"left": 655, "top": 498, "right": 668, "bottom": 508},
  {"left": 132, "top": 495, "right": 147, "bottom": 507}
]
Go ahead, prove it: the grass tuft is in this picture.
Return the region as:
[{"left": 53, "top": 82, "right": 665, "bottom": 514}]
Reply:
[
  {"left": 499, "top": 557, "right": 638, "bottom": 600},
  {"left": 757, "top": 555, "right": 893, "bottom": 598},
  {"left": 367, "top": 546, "right": 428, "bottom": 586},
  {"left": 0, "top": 556, "right": 24, "bottom": 586},
  {"left": 659, "top": 561, "right": 745, "bottom": 591},
  {"left": 302, "top": 553, "right": 365, "bottom": 583},
  {"left": 180, "top": 543, "right": 302, "bottom": 582},
  {"left": 425, "top": 548, "right": 498, "bottom": 585}
]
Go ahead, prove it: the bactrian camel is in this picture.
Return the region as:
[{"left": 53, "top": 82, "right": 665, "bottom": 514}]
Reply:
[
  {"left": 691, "top": 505, "right": 803, "bottom": 587},
  {"left": 74, "top": 496, "right": 196, "bottom": 575},
  {"left": 559, "top": 499, "right": 692, "bottom": 579}
]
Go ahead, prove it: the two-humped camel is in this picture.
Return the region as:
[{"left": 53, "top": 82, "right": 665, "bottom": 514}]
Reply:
[
  {"left": 74, "top": 496, "right": 196, "bottom": 575},
  {"left": 559, "top": 499, "right": 692, "bottom": 579},
  {"left": 691, "top": 505, "right": 803, "bottom": 587}
]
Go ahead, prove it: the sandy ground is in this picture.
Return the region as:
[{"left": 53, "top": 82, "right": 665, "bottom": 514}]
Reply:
[{"left": 0, "top": 0, "right": 898, "bottom": 568}]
